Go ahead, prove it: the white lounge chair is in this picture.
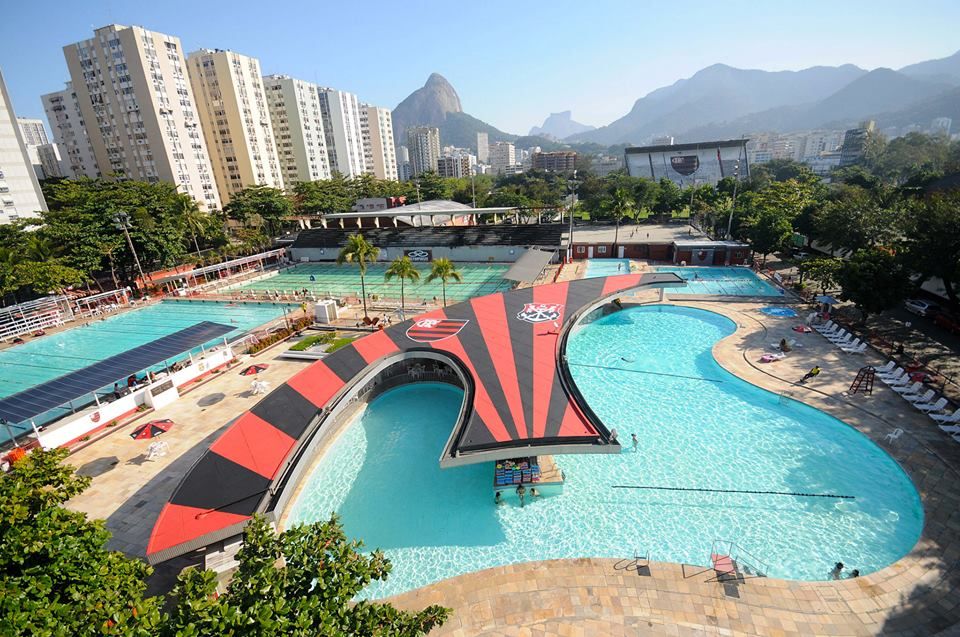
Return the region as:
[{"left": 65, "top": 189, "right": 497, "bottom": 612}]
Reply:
[
  {"left": 842, "top": 342, "right": 867, "bottom": 355},
  {"left": 916, "top": 398, "right": 949, "bottom": 414},
  {"left": 826, "top": 329, "right": 849, "bottom": 342},
  {"left": 939, "top": 423, "right": 960, "bottom": 433},
  {"left": 903, "top": 389, "right": 935, "bottom": 405},
  {"left": 814, "top": 320, "right": 835, "bottom": 333},
  {"left": 931, "top": 410, "right": 960, "bottom": 424},
  {"left": 838, "top": 337, "right": 860, "bottom": 350},
  {"left": 879, "top": 366, "right": 905, "bottom": 380},
  {"left": 893, "top": 381, "right": 924, "bottom": 396},
  {"left": 881, "top": 372, "right": 910, "bottom": 387},
  {"left": 875, "top": 361, "right": 897, "bottom": 375}
]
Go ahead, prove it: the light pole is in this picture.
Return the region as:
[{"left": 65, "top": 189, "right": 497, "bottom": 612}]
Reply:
[
  {"left": 724, "top": 160, "right": 741, "bottom": 240},
  {"left": 113, "top": 211, "right": 147, "bottom": 294},
  {"left": 567, "top": 170, "right": 579, "bottom": 263}
]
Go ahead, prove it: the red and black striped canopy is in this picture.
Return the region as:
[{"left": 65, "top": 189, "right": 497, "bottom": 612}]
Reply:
[{"left": 146, "top": 272, "right": 683, "bottom": 563}]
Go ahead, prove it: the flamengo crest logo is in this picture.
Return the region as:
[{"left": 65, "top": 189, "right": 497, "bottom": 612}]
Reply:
[
  {"left": 406, "top": 318, "right": 469, "bottom": 343},
  {"left": 516, "top": 303, "right": 564, "bottom": 323}
]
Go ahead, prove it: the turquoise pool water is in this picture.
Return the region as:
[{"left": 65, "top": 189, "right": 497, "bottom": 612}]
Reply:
[
  {"left": 286, "top": 306, "right": 922, "bottom": 597},
  {"left": 584, "top": 259, "right": 632, "bottom": 278},
  {"left": 0, "top": 300, "right": 292, "bottom": 401},
  {"left": 655, "top": 266, "right": 782, "bottom": 296}
]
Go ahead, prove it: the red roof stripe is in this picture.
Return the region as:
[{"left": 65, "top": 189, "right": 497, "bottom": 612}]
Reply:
[
  {"left": 471, "top": 293, "right": 529, "bottom": 439},
  {"left": 209, "top": 412, "right": 296, "bottom": 479},
  {"left": 286, "top": 360, "right": 345, "bottom": 408},
  {"left": 530, "top": 282, "right": 570, "bottom": 438},
  {"left": 557, "top": 402, "right": 598, "bottom": 437},
  {"left": 351, "top": 329, "right": 400, "bottom": 364},
  {"left": 146, "top": 502, "right": 250, "bottom": 555},
  {"left": 601, "top": 273, "right": 643, "bottom": 296},
  {"left": 428, "top": 310, "right": 512, "bottom": 443}
]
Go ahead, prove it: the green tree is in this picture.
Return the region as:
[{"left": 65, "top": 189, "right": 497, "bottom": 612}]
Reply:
[
  {"left": 799, "top": 257, "right": 843, "bottom": 295},
  {"left": 426, "top": 258, "right": 462, "bottom": 307},
  {"left": 653, "top": 178, "right": 682, "bottom": 220},
  {"left": 384, "top": 256, "right": 421, "bottom": 319},
  {"left": 868, "top": 132, "right": 951, "bottom": 185},
  {"left": 294, "top": 175, "right": 355, "bottom": 215},
  {"left": 606, "top": 188, "right": 634, "bottom": 248},
  {"left": 902, "top": 192, "right": 960, "bottom": 306},
  {"left": 163, "top": 515, "right": 448, "bottom": 636},
  {"left": 0, "top": 448, "right": 163, "bottom": 635},
  {"left": 224, "top": 185, "right": 293, "bottom": 235},
  {"left": 838, "top": 248, "right": 911, "bottom": 323},
  {"left": 416, "top": 171, "right": 451, "bottom": 201},
  {"left": 336, "top": 233, "right": 380, "bottom": 319},
  {"left": 812, "top": 184, "right": 906, "bottom": 253},
  {"left": 12, "top": 261, "right": 87, "bottom": 295},
  {"left": 740, "top": 209, "right": 794, "bottom": 266}
]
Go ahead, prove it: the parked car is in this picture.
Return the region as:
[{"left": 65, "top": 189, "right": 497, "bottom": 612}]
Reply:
[
  {"left": 934, "top": 311, "right": 960, "bottom": 335},
  {"left": 905, "top": 299, "right": 939, "bottom": 317}
]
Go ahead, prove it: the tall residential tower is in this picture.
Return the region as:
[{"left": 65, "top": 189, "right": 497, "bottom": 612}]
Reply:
[
  {"left": 186, "top": 48, "right": 283, "bottom": 203},
  {"left": 0, "top": 68, "right": 47, "bottom": 223},
  {"left": 263, "top": 75, "right": 332, "bottom": 184},
  {"left": 61, "top": 24, "right": 220, "bottom": 209},
  {"left": 407, "top": 126, "right": 440, "bottom": 177},
  {"left": 361, "top": 105, "right": 397, "bottom": 180},
  {"left": 318, "top": 88, "right": 366, "bottom": 177},
  {"left": 41, "top": 82, "right": 100, "bottom": 178}
]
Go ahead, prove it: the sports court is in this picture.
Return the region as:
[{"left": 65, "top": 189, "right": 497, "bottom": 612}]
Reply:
[{"left": 228, "top": 262, "right": 515, "bottom": 303}]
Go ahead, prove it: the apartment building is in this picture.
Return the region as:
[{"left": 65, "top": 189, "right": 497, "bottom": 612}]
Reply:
[
  {"left": 0, "top": 68, "right": 47, "bottom": 223},
  {"left": 476, "top": 131, "right": 489, "bottom": 163},
  {"left": 262, "top": 75, "right": 332, "bottom": 185},
  {"left": 489, "top": 141, "right": 515, "bottom": 175},
  {"left": 318, "top": 88, "right": 366, "bottom": 177},
  {"left": 407, "top": 126, "right": 440, "bottom": 177},
  {"left": 186, "top": 49, "right": 283, "bottom": 203},
  {"left": 61, "top": 24, "right": 220, "bottom": 209},
  {"left": 17, "top": 118, "right": 48, "bottom": 146},
  {"left": 396, "top": 145, "right": 412, "bottom": 181},
  {"left": 437, "top": 153, "right": 473, "bottom": 179},
  {"left": 532, "top": 151, "right": 577, "bottom": 172},
  {"left": 361, "top": 105, "right": 397, "bottom": 180},
  {"left": 41, "top": 82, "right": 100, "bottom": 178}
]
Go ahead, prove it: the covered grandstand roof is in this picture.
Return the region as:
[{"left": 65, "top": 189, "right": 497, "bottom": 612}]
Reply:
[
  {"left": 0, "top": 322, "right": 234, "bottom": 424},
  {"left": 503, "top": 249, "right": 555, "bottom": 283},
  {"left": 291, "top": 224, "right": 568, "bottom": 250},
  {"left": 146, "top": 272, "right": 685, "bottom": 564}
]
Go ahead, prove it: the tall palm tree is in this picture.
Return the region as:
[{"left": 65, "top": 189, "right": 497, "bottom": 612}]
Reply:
[
  {"left": 178, "top": 198, "right": 207, "bottom": 257},
  {"left": 609, "top": 188, "right": 634, "bottom": 252},
  {"left": 384, "top": 256, "right": 420, "bottom": 320},
  {"left": 336, "top": 233, "right": 380, "bottom": 319},
  {"left": 24, "top": 234, "right": 55, "bottom": 262},
  {"left": 426, "top": 258, "right": 462, "bottom": 307}
]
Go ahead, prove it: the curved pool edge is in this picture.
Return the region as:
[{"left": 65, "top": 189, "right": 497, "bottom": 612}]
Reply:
[{"left": 378, "top": 299, "right": 960, "bottom": 636}]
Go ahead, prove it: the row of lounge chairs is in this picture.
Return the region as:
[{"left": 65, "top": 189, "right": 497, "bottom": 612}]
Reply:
[
  {"left": 873, "top": 360, "right": 959, "bottom": 436},
  {"left": 812, "top": 320, "right": 868, "bottom": 354}
]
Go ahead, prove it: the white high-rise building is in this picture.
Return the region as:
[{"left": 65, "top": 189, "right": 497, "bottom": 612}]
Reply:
[
  {"left": 407, "top": 126, "right": 440, "bottom": 177},
  {"left": 476, "top": 132, "right": 489, "bottom": 163},
  {"left": 36, "top": 144, "right": 64, "bottom": 179},
  {"left": 62, "top": 24, "right": 220, "bottom": 209},
  {"left": 318, "top": 88, "right": 366, "bottom": 177},
  {"left": 489, "top": 141, "right": 516, "bottom": 175},
  {"left": 263, "top": 75, "right": 332, "bottom": 184},
  {"left": 186, "top": 49, "right": 283, "bottom": 204},
  {"left": 396, "top": 145, "right": 412, "bottom": 181},
  {"left": 361, "top": 105, "right": 397, "bottom": 181},
  {"left": 42, "top": 82, "right": 100, "bottom": 178},
  {"left": 17, "top": 118, "right": 48, "bottom": 146},
  {"left": 0, "top": 68, "right": 47, "bottom": 223}
]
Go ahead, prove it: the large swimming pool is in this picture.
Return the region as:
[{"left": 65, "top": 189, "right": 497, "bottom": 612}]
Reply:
[
  {"left": 655, "top": 266, "right": 782, "bottom": 296},
  {"left": 584, "top": 258, "right": 632, "bottom": 278},
  {"left": 0, "top": 300, "right": 292, "bottom": 404},
  {"left": 287, "top": 305, "right": 922, "bottom": 597}
]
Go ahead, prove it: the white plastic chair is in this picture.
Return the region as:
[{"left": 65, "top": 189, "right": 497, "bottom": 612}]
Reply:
[
  {"left": 893, "top": 381, "right": 923, "bottom": 396},
  {"left": 838, "top": 337, "right": 861, "bottom": 350},
  {"left": 875, "top": 361, "right": 896, "bottom": 375},
  {"left": 916, "top": 397, "right": 948, "bottom": 414},
  {"left": 931, "top": 410, "right": 960, "bottom": 424},
  {"left": 884, "top": 428, "right": 903, "bottom": 443},
  {"left": 843, "top": 342, "right": 867, "bottom": 355},
  {"left": 904, "top": 389, "right": 935, "bottom": 404},
  {"left": 814, "top": 320, "right": 835, "bottom": 334}
]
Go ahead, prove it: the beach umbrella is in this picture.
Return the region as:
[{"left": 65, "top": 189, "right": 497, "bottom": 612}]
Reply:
[
  {"left": 815, "top": 295, "right": 839, "bottom": 305},
  {"left": 240, "top": 363, "right": 269, "bottom": 376},
  {"left": 130, "top": 419, "right": 174, "bottom": 440}
]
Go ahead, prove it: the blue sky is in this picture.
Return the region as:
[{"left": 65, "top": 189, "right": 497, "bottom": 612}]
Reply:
[{"left": 2, "top": 0, "right": 958, "bottom": 134}]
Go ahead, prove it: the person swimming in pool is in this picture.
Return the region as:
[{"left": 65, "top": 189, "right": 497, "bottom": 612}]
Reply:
[
  {"left": 830, "top": 562, "right": 844, "bottom": 579},
  {"left": 495, "top": 491, "right": 503, "bottom": 506},
  {"left": 516, "top": 483, "right": 526, "bottom": 508}
]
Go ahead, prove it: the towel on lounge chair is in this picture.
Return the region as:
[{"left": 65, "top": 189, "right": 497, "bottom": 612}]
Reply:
[{"left": 760, "top": 352, "right": 786, "bottom": 363}]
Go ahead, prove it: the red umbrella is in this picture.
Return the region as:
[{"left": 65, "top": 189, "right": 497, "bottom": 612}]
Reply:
[
  {"left": 130, "top": 419, "right": 174, "bottom": 440},
  {"left": 240, "top": 363, "right": 269, "bottom": 376}
]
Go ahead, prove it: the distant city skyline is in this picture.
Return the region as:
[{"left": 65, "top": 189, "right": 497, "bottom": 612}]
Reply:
[{"left": 2, "top": 0, "right": 959, "bottom": 134}]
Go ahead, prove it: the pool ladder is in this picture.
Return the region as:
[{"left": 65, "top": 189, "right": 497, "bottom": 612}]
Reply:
[{"left": 710, "top": 540, "right": 769, "bottom": 579}]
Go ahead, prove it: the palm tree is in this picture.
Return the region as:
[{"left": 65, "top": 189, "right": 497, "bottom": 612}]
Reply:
[
  {"left": 336, "top": 233, "right": 380, "bottom": 319},
  {"left": 24, "top": 234, "right": 55, "bottom": 262},
  {"left": 426, "top": 258, "right": 462, "bottom": 307},
  {"left": 178, "top": 198, "right": 207, "bottom": 257},
  {"left": 384, "top": 256, "right": 420, "bottom": 320},
  {"left": 608, "top": 188, "right": 634, "bottom": 252}
]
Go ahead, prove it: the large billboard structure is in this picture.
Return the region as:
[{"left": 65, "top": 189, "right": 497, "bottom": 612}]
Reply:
[{"left": 624, "top": 139, "right": 749, "bottom": 187}]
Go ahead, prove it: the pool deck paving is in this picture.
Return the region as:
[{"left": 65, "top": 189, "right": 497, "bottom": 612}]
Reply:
[{"left": 61, "top": 267, "right": 960, "bottom": 636}]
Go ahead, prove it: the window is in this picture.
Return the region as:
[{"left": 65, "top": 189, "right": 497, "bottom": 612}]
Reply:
[
  {"left": 597, "top": 246, "right": 607, "bottom": 254},
  {"left": 576, "top": 246, "right": 585, "bottom": 254}
]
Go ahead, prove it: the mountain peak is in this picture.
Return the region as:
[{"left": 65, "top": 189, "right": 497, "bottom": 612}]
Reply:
[
  {"left": 425, "top": 72, "right": 451, "bottom": 87},
  {"left": 529, "top": 111, "right": 595, "bottom": 139},
  {"left": 392, "top": 73, "right": 464, "bottom": 143}
]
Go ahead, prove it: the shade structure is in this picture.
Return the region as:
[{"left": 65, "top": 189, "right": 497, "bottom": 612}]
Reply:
[
  {"left": 502, "top": 249, "right": 555, "bottom": 283},
  {"left": 0, "top": 321, "right": 234, "bottom": 425},
  {"left": 240, "top": 364, "right": 269, "bottom": 376},
  {"left": 816, "top": 295, "right": 839, "bottom": 305},
  {"left": 130, "top": 419, "right": 174, "bottom": 440}
]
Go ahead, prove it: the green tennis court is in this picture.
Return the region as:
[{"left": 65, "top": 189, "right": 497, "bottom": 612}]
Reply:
[{"left": 229, "top": 262, "right": 514, "bottom": 303}]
